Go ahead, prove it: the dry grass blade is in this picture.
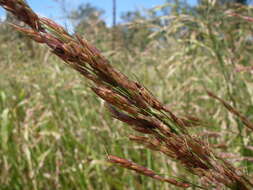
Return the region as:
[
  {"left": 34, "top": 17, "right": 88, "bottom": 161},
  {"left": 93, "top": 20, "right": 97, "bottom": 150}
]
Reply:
[
  {"left": 228, "top": 12, "right": 253, "bottom": 23},
  {"left": 207, "top": 90, "right": 253, "bottom": 132},
  {"left": 1, "top": 0, "right": 253, "bottom": 189},
  {"left": 108, "top": 155, "right": 190, "bottom": 188},
  {"left": 0, "top": 0, "right": 42, "bottom": 31}
]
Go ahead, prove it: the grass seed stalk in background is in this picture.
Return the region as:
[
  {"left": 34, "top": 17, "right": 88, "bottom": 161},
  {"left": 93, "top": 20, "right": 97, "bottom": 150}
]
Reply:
[{"left": 0, "top": 0, "right": 253, "bottom": 189}]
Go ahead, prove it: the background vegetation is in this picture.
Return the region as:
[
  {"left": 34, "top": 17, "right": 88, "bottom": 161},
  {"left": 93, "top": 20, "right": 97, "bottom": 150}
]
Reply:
[{"left": 0, "top": 0, "right": 253, "bottom": 189}]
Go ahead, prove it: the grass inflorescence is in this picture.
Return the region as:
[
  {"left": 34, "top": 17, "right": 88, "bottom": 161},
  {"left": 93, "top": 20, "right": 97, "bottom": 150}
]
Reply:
[{"left": 0, "top": 0, "right": 253, "bottom": 189}]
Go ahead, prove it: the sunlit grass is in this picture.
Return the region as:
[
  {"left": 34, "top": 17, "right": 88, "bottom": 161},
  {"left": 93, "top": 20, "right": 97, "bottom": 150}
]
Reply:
[{"left": 0, "top": 1, "right": 253, "bottom": 189}]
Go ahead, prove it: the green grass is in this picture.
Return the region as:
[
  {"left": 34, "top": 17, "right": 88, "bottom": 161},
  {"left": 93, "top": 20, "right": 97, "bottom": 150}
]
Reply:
[
  {"left": 0, "top": 39, "right": 177, "bottom": 190},
  {"left": 1, "top": 1, "right": 253, "bottom": 189}
]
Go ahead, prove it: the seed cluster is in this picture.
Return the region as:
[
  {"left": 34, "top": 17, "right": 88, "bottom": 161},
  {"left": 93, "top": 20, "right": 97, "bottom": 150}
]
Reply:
[{"left": 1, "top": 0, "right": 253, "bottom": 189}]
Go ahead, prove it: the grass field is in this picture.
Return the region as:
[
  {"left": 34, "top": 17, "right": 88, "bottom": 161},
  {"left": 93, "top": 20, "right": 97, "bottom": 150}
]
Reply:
[
  {"left": 0, "top": 38, "right": 178, "bottom": 190},
  {"left": 0, "top": 1, "right": 253, "bottom": 189}
]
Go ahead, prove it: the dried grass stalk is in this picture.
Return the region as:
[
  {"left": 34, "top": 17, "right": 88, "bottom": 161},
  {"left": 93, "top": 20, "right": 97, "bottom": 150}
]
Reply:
[
  {"left": 108, "top": 155, "right": 190, "bottom": 188},
  {"left": 1, "top": 0, "right": 253, "bottom": 189},
  {"left": 207, "top": 90, "right": 253, "bottom": 132}
]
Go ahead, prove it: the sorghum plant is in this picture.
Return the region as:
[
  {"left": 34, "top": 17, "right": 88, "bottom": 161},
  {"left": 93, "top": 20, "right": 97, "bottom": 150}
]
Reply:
[{"left": 0, "top": 0, "right": 252, "bottom": 189}]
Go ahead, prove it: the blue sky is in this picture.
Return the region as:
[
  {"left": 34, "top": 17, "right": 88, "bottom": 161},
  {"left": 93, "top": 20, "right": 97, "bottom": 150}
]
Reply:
[{"left": 0, "top": 0, "right": 197, "bottom": 28}]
